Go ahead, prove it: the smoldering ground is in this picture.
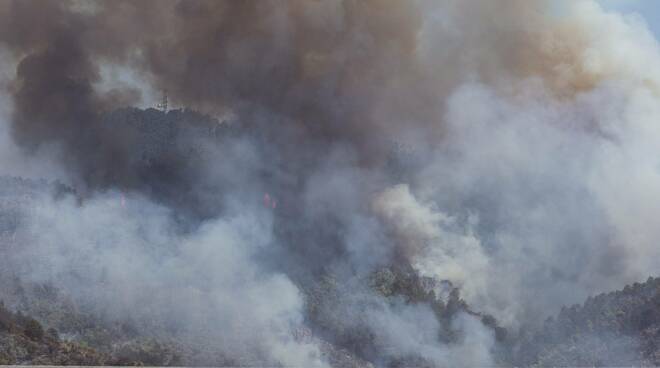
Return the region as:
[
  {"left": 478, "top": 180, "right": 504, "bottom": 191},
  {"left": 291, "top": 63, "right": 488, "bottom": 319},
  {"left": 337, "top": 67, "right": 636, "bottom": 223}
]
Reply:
[{"left": 0, "top": 0, "right": 659, "bottom": 366}]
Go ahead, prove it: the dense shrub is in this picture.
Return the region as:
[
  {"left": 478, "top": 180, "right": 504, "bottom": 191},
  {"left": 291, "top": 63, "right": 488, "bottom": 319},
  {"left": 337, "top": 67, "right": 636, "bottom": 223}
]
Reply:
[{"left": 23, "top": 318, "right": 44, "bottom": 341}]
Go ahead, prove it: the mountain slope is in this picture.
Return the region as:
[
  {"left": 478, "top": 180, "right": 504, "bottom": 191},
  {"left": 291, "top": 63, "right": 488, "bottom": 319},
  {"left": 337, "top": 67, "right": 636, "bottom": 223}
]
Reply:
[{"left": 517, "top": 277, "right": 660, "bottom": 366}]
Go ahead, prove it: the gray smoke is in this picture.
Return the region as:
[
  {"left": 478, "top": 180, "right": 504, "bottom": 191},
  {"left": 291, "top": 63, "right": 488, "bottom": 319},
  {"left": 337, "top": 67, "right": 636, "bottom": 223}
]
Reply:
[{"left": 1, "top": 0, "right": 660, "bottom": 366}]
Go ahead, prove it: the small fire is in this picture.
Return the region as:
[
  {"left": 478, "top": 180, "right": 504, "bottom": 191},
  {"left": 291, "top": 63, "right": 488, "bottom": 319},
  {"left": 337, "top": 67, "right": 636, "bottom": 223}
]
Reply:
[{"left": 263, "top": 193, "right": 277, "bottom": 209}]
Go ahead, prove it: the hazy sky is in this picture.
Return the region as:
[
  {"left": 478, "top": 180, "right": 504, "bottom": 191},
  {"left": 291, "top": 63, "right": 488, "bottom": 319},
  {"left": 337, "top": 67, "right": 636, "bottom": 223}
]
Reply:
[{"left": 599, "top": 0, "right": 660, "bottom": 37}]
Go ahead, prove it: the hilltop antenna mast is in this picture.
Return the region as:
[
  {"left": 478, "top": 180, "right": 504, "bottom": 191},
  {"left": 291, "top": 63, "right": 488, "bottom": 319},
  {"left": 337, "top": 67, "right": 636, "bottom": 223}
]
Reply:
[{"left": 156, "top": 90, "right": 168, "bottom": 112}]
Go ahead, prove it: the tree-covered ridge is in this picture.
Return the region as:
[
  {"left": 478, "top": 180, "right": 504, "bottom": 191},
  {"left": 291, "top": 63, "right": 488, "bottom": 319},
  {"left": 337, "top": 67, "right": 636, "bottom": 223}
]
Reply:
[{"left": 518, "top": 277, "right": 660, "bottom": 366}]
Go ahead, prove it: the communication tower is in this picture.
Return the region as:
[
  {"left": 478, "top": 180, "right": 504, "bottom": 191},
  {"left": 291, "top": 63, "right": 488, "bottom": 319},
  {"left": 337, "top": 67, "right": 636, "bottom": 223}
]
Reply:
[{"left": 156, "top": 90, "right": 168, "bottom": 112}]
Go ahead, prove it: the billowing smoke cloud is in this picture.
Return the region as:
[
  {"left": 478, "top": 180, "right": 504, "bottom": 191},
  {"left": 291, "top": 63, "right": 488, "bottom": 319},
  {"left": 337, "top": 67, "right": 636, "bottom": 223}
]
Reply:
[
  {"left": 6, "top": 193, "right": 327, "bottom": 366},
  {"left": 0, "top": 0, "right": 660, "bottom": 366}
]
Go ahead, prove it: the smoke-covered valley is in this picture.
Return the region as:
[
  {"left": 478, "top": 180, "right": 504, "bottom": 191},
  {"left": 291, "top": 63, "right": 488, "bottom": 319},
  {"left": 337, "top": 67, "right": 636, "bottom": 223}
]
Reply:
[{"left": 0, "top": 0, "right": 659, "bottom": 366}]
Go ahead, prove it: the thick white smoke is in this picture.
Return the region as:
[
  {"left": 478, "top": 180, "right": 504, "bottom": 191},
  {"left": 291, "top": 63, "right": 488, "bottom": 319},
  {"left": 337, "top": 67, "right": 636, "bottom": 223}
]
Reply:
[
  {"left": 371, "top": 1, "right": 660, "bottom": 328},
  {"left": 6, "top": 192, "right": 328, "bottom": 366}
]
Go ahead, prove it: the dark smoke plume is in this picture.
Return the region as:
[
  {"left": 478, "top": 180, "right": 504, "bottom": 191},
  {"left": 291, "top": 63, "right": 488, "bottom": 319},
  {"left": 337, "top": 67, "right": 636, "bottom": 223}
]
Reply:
[{"left": 0, "top": 0, "right": 551, "bottom": 194}]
